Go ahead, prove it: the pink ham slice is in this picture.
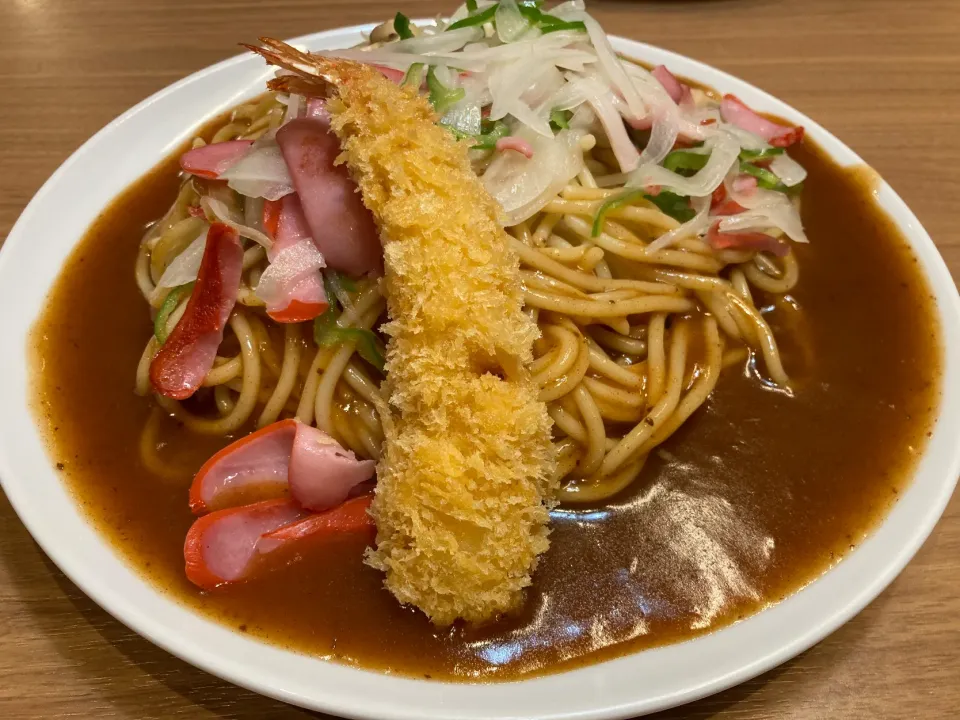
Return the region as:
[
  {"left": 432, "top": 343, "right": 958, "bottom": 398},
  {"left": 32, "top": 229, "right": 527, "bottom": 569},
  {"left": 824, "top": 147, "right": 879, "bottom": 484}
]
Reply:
[
  {"left": 706, "top": 221, "right": 790, "bottom": 257},
  {"left": 731, "top": 175, "right": 759, "bottom": 196},
  {"left": 271, "top": 193, "right": 311, "bottom": 244},
  {"left": 720, "top": 95, "right": 805, "bottom": 148},
  {"left": 495, "top": 136, "right": 534, "bottom": 158},
  {"left": 150, "top": 223, "right": 242, "bottom": 400},
  {"left": 184, "top": 498, "right": 308, "bottom": 590},
  {"left": 651, "top": 65, "right": 687, "bottom": 105},
  {"left": 624, "top": 67, "right": 692, "bottom": 130},
  {"left": 711, "top": 185, "right": 747, "bottom": 217},
  {"left": 180, "top": 140, "right": 253, "bottom": 179},
  {"left": 625, "top": 115, "right": 653, "bottom": 132},
  {"left": 275, "top": 118, "right": 382, "bottom": 276},
  {"left": 288, "top": 425, "right": 377, "bottom": 511},
  {"left": 183, "top": 495, "right": 374, "bottom": 590},
  {"left": 189, "top": 418, "right": 376, "bottom": 514},
  {"left": 372, "top": 64, "right": 406, "bottom": 84},
  {"left": 304, "top": 97, "right": 329, "bottom": 121},
  {"left": 257, "top": 194, "right": 328, "bottom": 323}
]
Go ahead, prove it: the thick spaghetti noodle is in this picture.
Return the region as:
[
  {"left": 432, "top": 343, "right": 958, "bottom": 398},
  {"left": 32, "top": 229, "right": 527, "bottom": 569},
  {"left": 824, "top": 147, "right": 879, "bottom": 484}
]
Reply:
[{"left": 134, "top": 88, "right": 796, "bottom": 504}]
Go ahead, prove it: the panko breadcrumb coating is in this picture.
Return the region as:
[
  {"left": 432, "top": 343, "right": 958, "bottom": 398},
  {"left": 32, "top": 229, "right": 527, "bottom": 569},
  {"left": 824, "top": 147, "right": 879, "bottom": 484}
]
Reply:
[{"left": 248, "top": 41, "right": 556, "bottom": 624}]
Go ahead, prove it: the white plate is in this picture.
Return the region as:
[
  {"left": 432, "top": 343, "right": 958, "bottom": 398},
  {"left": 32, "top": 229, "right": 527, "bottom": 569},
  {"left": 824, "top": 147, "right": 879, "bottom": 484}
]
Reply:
[{"left": 1, "top": 23, "right": 959, "bottom": 720}]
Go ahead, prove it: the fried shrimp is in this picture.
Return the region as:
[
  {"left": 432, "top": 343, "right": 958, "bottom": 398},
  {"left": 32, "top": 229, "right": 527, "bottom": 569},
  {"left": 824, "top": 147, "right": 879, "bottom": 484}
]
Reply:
[{"left": 245, "top": 40, "right": 556, "bottom": 624}]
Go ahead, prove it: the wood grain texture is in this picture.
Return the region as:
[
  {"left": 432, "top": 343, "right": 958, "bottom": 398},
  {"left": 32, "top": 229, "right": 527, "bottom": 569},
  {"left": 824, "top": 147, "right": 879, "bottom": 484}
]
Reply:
[{"left": 0, "top": 0, "right": 958, "bottom": 717}]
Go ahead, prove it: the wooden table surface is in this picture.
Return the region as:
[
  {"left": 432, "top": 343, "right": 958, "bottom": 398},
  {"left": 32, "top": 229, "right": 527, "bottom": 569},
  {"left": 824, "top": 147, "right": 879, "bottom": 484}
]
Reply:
[{"left": 1, "top": 0, "right": 958, "bottom": 717}]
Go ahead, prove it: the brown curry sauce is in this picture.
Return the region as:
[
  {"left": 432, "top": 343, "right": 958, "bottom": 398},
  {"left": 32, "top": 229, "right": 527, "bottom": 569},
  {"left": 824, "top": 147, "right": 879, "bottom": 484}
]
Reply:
[{"left": 30, "top": 128, "right": 941, "bottom": 680}]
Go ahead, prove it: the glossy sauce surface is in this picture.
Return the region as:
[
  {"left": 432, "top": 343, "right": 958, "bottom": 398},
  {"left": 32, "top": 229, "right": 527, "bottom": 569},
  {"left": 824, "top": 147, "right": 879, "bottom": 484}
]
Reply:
[{"left": 30, "top": 136, "right": 941, "bottom": 680}]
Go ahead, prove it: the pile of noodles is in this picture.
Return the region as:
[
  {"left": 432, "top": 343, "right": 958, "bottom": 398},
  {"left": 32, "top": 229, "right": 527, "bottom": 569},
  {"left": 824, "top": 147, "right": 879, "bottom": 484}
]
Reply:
[{"left": 135, "top": 5, "right": 802, "bottom": 503}]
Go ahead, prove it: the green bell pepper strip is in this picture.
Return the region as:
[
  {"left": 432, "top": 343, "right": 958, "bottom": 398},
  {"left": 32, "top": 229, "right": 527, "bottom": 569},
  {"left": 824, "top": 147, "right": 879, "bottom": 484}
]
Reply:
[
  {"left": 663, "top": 149, "right": 710, "bottom": 174},
  {"left": 154, "top": 282, "right": 194, "bottom": 344},
  {"left": 393, "top": 12, "right": 415, "bottom": 39},
  {"left": 313, "top": 277, "right": 386, "bottom": 371},
  {"left": 446, "top": 3, "right": 498, "bottom": 30},
  {"left": 426, "top": 66, "right": 466, "bottom": 115},
  {"left": 738, "top": 147, "right": 784, "bottom": 162},
  {"left": 591, "top": 189, "right": 695, "bottom": 237},
  {"left": 549, "top": 108, "right": 572, "bottom": 131},
  {"left": 739, "top": 161, "right": 785, "bottom": 191}
]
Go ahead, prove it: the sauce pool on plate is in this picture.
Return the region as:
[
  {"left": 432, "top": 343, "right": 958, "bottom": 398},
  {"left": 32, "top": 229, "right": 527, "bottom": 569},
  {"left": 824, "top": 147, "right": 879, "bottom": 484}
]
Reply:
[{"left": 30, "top": 130, "right": 941, "bottom": 680}]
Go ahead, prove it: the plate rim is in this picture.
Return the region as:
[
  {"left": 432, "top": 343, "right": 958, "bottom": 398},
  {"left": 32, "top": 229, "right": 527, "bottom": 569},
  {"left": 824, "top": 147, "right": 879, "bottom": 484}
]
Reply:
[{"left": 1, "top": 22, "right": 959, "bottom": 720}]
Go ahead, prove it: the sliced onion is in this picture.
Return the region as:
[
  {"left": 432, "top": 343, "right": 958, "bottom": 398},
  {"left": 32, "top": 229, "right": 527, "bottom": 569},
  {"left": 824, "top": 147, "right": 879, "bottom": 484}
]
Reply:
[
  {"left": 570, "top": 75, "right": 639, "bottom": 171},
  {"left": 646, "top": 195, "right": 711, "bottom": 252},
  {"left": 594, "top": 171, "right": 628, "bottom": 188},
  {"left": 541, "top": 48, "right": 597, "bottom": 73},
  {"left": 718, "top": 124, "right": 768, "bottom": 151},
  {"left": 489, "top": 59, "right": 554, "bottom": 137},
  {"left": 768, "top": 153, "right": 808, "bottom": 187},
  {"left": 541, "top": 75, "right": 590, "bottom": 113},
  {"left": 461, "top": 71, "right": 493, "bottom": 108},
  {"left": 568, "top": 104, "right": 597, "bottom": 130},
  {"left": 220, "top": 140, "right": 294, "bottom": 202},
  {"left": 687, "top": 104, "right": 722, "bottom": 128},
  {"left": 496, "top": 0, "right": 531, "bottom": 43},
  {"left": 474, "top": 64, "right": 509, "bottom": 122},
  {"left": 314, "top": 48, "right": 487, "bottom": 73},
  {"left": 446, "top": 1, "right": 497, "bottom": 26},
  {"left": 390, "top": 26, "right": 483, "bottom": 54},
  {"left": 623, "top": 64, "right": 712, "bottom": 144},
  {"left": 509, "top": 99, "right": 554, "bottom": 138},
  {"left": 716, "top": 213, "right": 775, "bottom": 233},
  {"left": 720, "top": 206, "right": 807, "bottom": 244},
  {"left": 244, "top": 196, "right": 265, "bottom": 233},
  {"left": 445, "top": 2, "right": 472, "bottom": 26},
  {"left": 628, "top": 133, "right": 740, "bottom": 197},
  {"left": 483, "top": 129, "right": 583, "bottom": 225},
  {"left": 201, "top": 195, "right": 274, "bottom": 249},
  {"left": 620, "top": 63, "right": 672, "bottom": 111},
  {"left": 156, "top": 228, "right": 208, "bottom": 289},
  {"left": 610, "top": 93, "right": 647, "bottom": 128},
  {"left": 442, "top": 72, "right": 491, "bottom": 134},
  {"left": 574, "top": 14, "right": 645, "bottom": 119},
  {"left": 523, "top": 65, "right": 566, "bottom": 111},
  {"left": 442, "top": 101, "right": 482, "bottom": 135},
  {"left": 638, "top": 110, "right": 679, "bottom": 166},
  {"left": 412, "top": 33, "right": 597, "bottom": 72},
  {"left": 431, "top": 64, "right": 458, "bottom": 92},
  {"left": 551, "top": 0, "right": 586, "bottom": 18},
  {"left": 279, "top": 93, "right": 302, "bottom": 125},
  {"left": 463, "top": 41, "right": 493, "bottom": 53},
  {"left": 724, "top": 183, "right": 808, "bottom": 243},
  {"left": 255, "top": 239, "right": 326, "bottom": 307}
]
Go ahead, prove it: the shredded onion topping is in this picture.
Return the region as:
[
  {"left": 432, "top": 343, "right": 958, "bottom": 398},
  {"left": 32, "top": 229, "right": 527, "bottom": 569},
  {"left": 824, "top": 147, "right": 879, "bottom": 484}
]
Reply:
[{"left": 312, "top": 2, "right": 809, "bottom": 246}]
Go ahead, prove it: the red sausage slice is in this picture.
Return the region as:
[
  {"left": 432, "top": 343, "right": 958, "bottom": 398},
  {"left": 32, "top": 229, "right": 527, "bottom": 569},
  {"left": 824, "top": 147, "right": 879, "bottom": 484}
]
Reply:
[
  {"left": 180, "top": 140, "right": 253, "bottom": 179},
  {"left": 189, "top": 419, "right": 376, "bottom": 515},
  {"left": 150, "top": 223, "right": 243, "bottom": 400},
  {"left": 184, "top": 498, "right": 308, "bottom": 590}
]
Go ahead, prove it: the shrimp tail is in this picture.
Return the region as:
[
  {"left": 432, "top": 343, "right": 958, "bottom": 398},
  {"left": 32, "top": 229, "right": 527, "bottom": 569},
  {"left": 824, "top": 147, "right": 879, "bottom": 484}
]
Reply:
[
  {"left": 242, "top": 39, "right": 374, "bottom": 94},
  {"left": 266, "top": 75, "right": 326, "bottom": 97}
]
